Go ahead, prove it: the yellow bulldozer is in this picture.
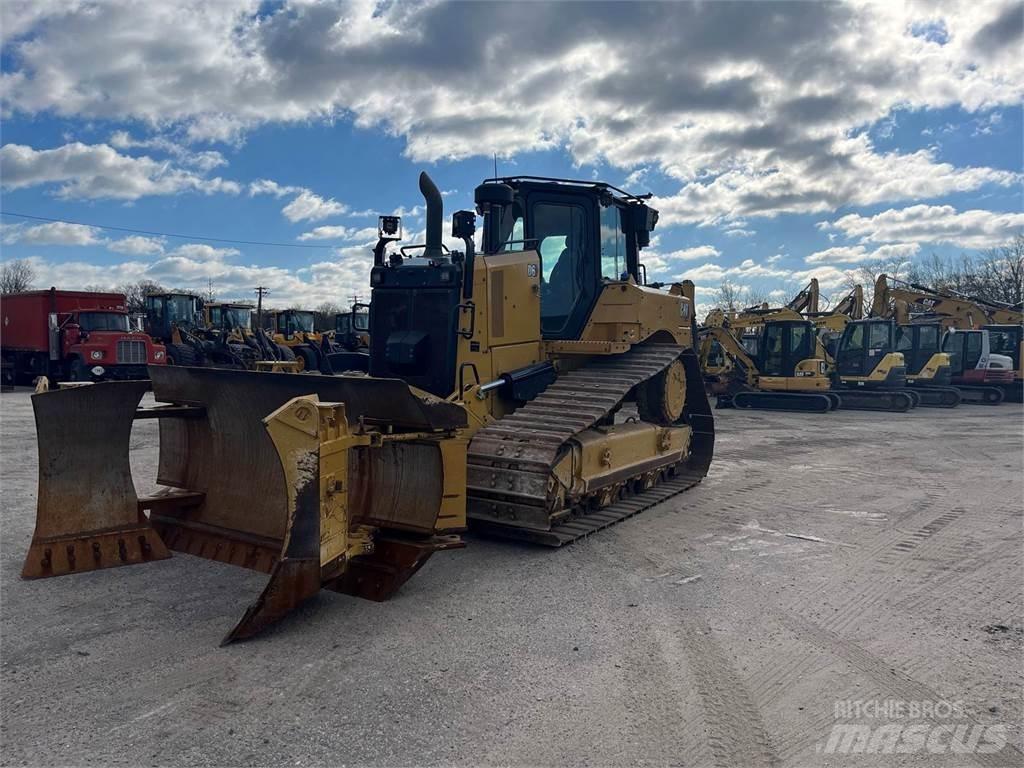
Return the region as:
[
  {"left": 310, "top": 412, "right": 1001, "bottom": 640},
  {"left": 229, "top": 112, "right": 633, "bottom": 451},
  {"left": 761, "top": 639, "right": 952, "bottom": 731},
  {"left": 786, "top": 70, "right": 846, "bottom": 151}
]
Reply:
[{"left": 22, "top": 172, "right": 714, "bottom": 644}]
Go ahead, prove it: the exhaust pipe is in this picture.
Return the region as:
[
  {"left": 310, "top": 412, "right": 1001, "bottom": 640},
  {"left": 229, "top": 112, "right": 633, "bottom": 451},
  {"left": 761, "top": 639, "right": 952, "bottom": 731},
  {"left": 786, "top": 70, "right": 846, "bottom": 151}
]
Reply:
[{"left": 419, "top": 171, "right": 444, "bottom": 261}]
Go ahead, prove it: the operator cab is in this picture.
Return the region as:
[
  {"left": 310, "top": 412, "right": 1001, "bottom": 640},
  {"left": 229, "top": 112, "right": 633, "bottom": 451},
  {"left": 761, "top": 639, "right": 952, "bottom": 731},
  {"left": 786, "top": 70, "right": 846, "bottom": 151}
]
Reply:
[
  {"left": 896, "top": 322, "right": 943, "bottom": 376},
  {"left": 479, "top": 176, "right": 657, "bottom": 339},
  {"left": 275, "top": 310, "right": 315, "bottom": 338},
  {"left": 834, "top": 319, "right": 898, "bottom": 377},
  {"left": 754, "top": 321, "right": 816, "bottom": 377},
  {"left": 144, "top": 293, "right": 203, "bottom": 339}
]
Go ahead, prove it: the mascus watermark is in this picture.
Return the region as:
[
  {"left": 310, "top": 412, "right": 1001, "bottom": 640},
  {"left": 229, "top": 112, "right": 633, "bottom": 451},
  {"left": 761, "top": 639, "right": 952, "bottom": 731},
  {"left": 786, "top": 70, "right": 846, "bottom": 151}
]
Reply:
[{"left": 819, "top": 700, "right": 1008, "bottom": 756}]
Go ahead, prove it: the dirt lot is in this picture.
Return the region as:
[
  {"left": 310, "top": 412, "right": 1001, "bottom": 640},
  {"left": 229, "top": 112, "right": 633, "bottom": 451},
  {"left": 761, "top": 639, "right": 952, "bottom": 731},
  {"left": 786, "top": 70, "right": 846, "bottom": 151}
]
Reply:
[{"left": 1, "top": 386, "right": 1021, "bottom": 767}]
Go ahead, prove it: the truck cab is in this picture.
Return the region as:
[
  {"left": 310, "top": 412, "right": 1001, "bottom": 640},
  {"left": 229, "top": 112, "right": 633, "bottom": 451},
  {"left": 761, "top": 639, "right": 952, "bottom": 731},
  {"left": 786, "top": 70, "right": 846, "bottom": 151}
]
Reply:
[{"left": 0, "top": 289, "right": 166, "bottom": 384}]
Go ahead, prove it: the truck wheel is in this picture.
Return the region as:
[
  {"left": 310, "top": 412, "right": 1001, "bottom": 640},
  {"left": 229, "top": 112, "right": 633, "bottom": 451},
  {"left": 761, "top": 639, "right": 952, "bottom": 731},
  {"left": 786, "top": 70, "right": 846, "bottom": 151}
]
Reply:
[
  {"left": 296, "top": 346, "right": 319, "bottom": 373},
  {"left": 68, "top": 357, "right": 90, "bottom": 382},
  {"left": 275, "top": 344, "right": 297, "bottom": 362},
  {"left": 165, "top": 343, "right": 199, "bottom": 366}
]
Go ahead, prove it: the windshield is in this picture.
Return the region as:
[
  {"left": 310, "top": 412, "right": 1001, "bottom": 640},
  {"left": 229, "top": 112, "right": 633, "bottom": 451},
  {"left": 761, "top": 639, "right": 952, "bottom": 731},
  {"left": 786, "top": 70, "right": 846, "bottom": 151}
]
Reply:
[
  {"left": 168, "top": 296, "right": 196, "bottom": 327},
  {"left": 77, "top": 312, "right": 129, "bottom": 332},
  {"left": 279, "top": 311, "right": 314, "bottom": 334},
  {"left": 210, "top": 306, "right": 252, "bottom": 330}
]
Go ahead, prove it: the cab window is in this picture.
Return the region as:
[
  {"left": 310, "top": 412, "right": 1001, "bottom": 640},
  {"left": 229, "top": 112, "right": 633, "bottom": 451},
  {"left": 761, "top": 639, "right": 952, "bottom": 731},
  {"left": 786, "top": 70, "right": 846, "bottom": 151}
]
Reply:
[
  {"left": 844, "top": 324, "right": 865, "bottom": 351},
  {"left": 919, "top": 325, "right": 938, "bottom": 351},
  {"left": 896, "top": 327, "right": 912, "bottom": 352},
  {"left": 868, "top": 323, "right": 890, "bottom": 349},
  {"left": 599, "top": 204, "right": 624, "bottom": 281},
  {"left": 534, "top": 202, "right": 587, "bottom": 331}
]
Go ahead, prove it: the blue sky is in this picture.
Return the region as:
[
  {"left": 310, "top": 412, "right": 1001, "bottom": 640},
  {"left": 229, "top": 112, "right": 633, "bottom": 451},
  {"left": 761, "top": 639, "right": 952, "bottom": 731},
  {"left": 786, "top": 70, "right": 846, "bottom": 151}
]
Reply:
[{"left": 1, "top": 1, "right": 1021, "bottom": 314}]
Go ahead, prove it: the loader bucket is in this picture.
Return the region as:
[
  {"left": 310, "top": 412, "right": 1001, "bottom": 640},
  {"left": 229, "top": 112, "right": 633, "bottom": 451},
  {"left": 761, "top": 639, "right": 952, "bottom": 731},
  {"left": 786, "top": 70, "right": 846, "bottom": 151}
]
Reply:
[
  {"left": 23, "top": 381, "right": 171, "bottom": 579},
  {"left": 25, "top": 366, "right": 468, "bottom": 643}
]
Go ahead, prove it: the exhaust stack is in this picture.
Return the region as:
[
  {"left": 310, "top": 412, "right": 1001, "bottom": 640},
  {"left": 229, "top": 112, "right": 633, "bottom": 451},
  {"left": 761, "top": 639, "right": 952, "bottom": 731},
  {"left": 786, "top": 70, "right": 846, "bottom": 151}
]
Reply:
[{"left": 419, "top": 171, "right": 444, "bottom": 261}]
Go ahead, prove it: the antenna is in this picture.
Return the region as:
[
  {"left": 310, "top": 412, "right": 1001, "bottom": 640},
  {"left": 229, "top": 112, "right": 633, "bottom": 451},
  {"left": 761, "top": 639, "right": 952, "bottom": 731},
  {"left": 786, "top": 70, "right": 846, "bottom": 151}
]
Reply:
[{"left": 493, "top": 152, "right": 498, "bottom": 179}]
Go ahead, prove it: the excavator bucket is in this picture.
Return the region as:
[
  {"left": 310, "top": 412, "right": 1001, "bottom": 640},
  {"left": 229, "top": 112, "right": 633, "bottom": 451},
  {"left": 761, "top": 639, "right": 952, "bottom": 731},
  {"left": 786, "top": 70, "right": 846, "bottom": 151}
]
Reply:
[{"left": 23, "top": 366, "right": 468, "bottom": 643}]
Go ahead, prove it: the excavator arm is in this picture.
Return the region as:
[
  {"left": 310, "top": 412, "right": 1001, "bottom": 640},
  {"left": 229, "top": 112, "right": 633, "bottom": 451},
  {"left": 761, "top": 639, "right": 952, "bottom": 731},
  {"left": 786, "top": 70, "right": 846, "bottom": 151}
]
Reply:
[{"left": 872, "top": 274, "right": 988, "bottom": 328}]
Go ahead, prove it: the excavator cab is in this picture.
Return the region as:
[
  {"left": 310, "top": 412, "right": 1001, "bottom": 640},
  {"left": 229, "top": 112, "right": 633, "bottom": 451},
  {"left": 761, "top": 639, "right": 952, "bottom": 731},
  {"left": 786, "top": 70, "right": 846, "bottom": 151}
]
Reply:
[
  {"left": 833, "top": 319, "right": 906, "bottom": 385},
  {"left": 755, "top": 321, "right": 816, "bottom": 377},
  {"left": 896, "top": 323, "right": 948, "bottom": 382}
]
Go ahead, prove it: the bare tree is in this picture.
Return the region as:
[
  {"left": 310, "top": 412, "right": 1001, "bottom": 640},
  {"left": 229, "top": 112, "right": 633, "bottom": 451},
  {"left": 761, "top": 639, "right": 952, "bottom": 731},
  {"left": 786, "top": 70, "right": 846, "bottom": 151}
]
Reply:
[
  {"left": 714, "top": 279, "right": 772, "bottom": 312},
  {"left": 0, "top": 259, "right": 35, "bottom": 294},
  {"left": 713, "top": 279, "right": 742, "bottom": 312},
  {"left": 314, "top": 301, "right": 343, "bottom": 332},
  {"left": 899, "top": 234, "right": 1023, "bottom": 306},
  {"left": 977, "top": 233, "right": 1024, "bottom": 305}
]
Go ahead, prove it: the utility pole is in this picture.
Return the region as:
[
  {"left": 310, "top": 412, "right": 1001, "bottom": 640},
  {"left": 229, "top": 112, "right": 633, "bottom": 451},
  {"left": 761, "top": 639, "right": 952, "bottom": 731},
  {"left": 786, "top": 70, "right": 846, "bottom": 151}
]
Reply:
[{"left": 254, "top": 286, "right": 270, "bottom": 331}]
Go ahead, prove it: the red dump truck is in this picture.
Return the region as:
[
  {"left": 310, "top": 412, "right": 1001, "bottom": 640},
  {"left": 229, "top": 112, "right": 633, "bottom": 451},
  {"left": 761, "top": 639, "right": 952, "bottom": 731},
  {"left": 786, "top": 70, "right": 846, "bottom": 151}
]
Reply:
[{"left": 1, "top": 288, "right": 166, "bottom": 384}]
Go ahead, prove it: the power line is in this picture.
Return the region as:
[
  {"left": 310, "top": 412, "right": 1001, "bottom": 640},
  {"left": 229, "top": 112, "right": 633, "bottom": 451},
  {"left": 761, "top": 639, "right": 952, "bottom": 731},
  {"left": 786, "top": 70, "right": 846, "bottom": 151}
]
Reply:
[{"left": 0, "top": 210, "right": 339, "bottom": 249}]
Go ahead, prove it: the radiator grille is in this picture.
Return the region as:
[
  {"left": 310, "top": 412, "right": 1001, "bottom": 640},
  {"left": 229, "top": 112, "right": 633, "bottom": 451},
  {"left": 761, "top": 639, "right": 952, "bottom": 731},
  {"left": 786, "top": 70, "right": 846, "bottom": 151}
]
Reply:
[{"left": 117, "top": 340, "right": 147, "bottom": 364}]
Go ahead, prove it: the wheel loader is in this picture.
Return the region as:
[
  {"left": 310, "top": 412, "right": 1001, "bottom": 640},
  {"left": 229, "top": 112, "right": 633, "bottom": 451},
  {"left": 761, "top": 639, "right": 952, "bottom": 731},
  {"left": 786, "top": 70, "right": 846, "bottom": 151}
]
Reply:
[
  {"left": 22, "top": 172, "right": 714, "bottom": 644},
  {"left": 264, "top": 308, "right": 338, "bottom": 372},
  {"left": 144, "top": 292, "right": 297, "bottom": 372}
]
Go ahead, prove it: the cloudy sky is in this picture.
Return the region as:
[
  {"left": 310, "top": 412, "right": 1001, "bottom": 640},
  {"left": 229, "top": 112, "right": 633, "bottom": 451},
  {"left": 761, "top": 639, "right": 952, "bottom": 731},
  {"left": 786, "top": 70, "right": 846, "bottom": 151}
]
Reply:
[{"left": 1, "top": 0, "right": 1021, "bottom": 312}]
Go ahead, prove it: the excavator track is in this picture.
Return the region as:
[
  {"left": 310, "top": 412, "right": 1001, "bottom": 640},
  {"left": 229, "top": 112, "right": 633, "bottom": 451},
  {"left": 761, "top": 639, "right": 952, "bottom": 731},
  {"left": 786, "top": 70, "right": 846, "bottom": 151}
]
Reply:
[
  {"left": 833, "top": 389, "right": 916, "bottom": 412},
  {"left": 466, "top": 344, "right": 714, "bottom": 546},
  {"left": 954, "top": 385, "right": 1005, "bottom": 405},
  {"left": 722, "top": 390, "right": 839, "bottom": 413},
  {"left": 910, "top": 385, "right": 962, "bottom": 408}
]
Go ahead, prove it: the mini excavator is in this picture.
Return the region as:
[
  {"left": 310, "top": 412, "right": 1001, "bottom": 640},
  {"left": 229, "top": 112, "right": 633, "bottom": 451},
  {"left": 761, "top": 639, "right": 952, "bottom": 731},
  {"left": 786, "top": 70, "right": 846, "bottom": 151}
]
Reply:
[
  {"left": 700, "top": 308, "right": 919, "bottom": 412},
  {"left": 23, "top": 173, "right": 714, "bottom": 644},
  {"left": 871, "top": 275, "right": 1016, "bottom": 404}
]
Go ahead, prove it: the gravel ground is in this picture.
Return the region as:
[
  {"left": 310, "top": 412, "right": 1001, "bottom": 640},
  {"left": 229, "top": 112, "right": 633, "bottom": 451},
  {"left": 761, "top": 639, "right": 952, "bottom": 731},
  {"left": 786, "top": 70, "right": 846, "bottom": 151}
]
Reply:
[{"left": 1, "top": 386, "right": 1022, "bottom": 767}]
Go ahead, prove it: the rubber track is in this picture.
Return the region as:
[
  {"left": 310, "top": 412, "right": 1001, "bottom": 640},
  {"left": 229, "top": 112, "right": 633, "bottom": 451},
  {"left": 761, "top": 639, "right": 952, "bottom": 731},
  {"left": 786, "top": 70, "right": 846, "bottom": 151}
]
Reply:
[
  {"left": 833, "top": 389, "right": 915, "bottom": 412},
  {"left": 728, "top": 390, "right": 835, "bottom": 413},
  {"left": 467, "top": 344, "right": 714, "bottom": 546}
]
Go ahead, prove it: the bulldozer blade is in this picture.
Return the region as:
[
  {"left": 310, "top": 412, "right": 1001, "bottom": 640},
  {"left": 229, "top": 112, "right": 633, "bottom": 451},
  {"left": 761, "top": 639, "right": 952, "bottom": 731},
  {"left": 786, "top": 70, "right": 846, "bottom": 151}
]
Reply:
[
  {"left": 208, "top": 390, "right": 466, "bottom": 644},
  {"left": 329, "top": 534, "right": 464, "bottom": 602},
  {"left": 23, "top": 381, "right": 171, "bottom": 579}
]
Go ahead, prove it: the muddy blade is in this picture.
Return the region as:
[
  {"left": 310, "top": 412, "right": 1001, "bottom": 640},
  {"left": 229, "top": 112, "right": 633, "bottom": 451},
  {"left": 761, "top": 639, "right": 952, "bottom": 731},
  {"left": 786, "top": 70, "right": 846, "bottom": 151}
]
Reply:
[{"left": 24, "top": 382, "right": 170, "bottom": 579}]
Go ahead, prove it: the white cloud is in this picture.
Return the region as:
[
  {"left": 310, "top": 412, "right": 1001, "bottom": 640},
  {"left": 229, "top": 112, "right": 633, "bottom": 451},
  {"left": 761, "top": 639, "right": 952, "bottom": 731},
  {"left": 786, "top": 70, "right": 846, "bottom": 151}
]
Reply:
[
  {"left": 106, "top": 235, "right": 166, "bottom": 256},
  {"left": 297, "top": 225, "right": 354, "bottom": 241},
  {"left": 248, "top": 179, "right": 303, "bottom": 198},
  {"left": 1, "top": 1, "right": 1019, "bottom": 222},
  {"left": 108, "top": 130, "right": 227, "bottom": 171},
  {"left": 2, "top": 221, "right": 104, "bottom": 246},
  {"left": 249, "top": 179, "right": 350, "bottom": 223},
  {"left": 804, "top": 243, "right": 921, "bottom": 265},
  {"left": 3, "top": 240, "right": 371, "bottom": 307},
  {"left": 821, "top": 204, "right": 1024, "bottom": 250},
  {"left": 0, "top": 142, "right": 240, "bottom": 200},
  {"left": 281, "top": 190, "right": 349, "bottom": 223},
  {"left": 664, "top": 245, "right": 721, "bottom": 262}
]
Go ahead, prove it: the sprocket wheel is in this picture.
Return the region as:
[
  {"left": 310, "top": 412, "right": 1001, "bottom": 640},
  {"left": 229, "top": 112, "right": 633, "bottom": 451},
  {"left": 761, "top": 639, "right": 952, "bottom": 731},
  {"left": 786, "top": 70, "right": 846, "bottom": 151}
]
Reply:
[{"left": 636, "top": 358, "right": 687, "bottom": 425}]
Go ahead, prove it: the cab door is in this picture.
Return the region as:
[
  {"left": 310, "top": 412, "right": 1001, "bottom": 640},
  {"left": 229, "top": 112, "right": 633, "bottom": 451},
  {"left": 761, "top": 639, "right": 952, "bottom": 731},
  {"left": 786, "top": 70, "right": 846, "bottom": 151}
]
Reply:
[
  {"left": 835, "top": 322, "right": 867, "bottom": 376},
  {"left": 524, "top": 192, "right": 599, "bottom": 339}
]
